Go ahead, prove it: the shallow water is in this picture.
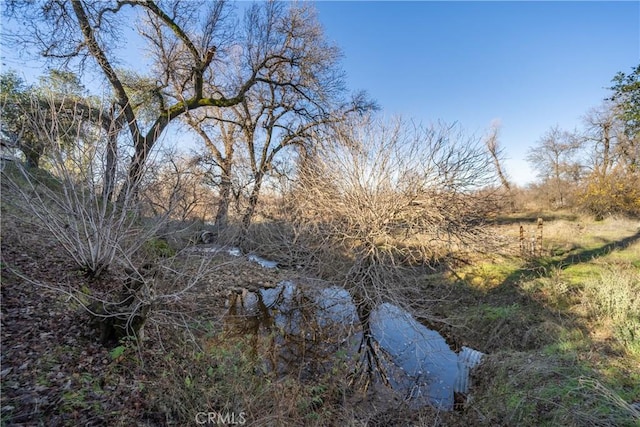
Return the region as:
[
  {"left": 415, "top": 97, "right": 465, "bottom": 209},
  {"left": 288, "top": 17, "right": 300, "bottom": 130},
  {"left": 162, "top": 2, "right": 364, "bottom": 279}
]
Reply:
[{"left": 228, "top": 280, "right": 483, "bottom": 410}]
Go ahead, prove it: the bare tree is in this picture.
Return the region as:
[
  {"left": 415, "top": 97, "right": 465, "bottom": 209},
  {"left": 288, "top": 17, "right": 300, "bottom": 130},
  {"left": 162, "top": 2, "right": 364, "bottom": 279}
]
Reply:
[
  {"left": 184, "top": 108, "right": 241, "bottom": 230},
  {"left": 181, "top": 2, "right": 374, "bottom": 241},
  {"left": 5, "top": 0, "right": 352, "bottom": 203},
  {"left": 293, "top": 115, "right": 499, "bottom": 305},
  {"left": 141, "top": 153, "right": 215, "bottom": 222},
  {"left": 484, "top": 120, "right": 511, "bottom": 191},
  {"left": 582, "top": 103, "right": 622, "bottom": 179},
  {"left": 526, "top": 125, "right": 582, "bottom": 208}
]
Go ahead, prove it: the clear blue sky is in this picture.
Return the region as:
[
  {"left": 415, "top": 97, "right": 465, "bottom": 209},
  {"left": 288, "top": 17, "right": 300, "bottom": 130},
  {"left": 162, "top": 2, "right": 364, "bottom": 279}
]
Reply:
[
  {"left": 313, "top": 1, "right": 640, "bottom": 185},
  {"left": 2, "top": 1, "right": 638, "bottom": 186}
]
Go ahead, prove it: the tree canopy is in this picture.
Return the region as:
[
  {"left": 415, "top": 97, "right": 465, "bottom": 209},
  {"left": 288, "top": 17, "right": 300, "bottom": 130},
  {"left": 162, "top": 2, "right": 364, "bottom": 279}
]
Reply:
[
  {"left": 4, "top": 0, "right": 366, "bottom": 201},
  {"left": 609, "top": 64, "right": 640, "bottom": 139}
]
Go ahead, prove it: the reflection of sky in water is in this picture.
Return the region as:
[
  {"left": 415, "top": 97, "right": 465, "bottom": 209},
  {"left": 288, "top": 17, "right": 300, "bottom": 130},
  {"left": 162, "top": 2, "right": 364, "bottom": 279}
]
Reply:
[
  {"left": 370, "top": 303, "right": 458, "bottom": 410},
  {"left": 181, "top": 245, "right": 275, "bottom": 267},
  {"left": 247, "top": 254, "right": 278, "bottom": 268},
  {"left": 238, "top": 280, "right": 483, "bottom": 410},
  {"left": 189, "top": 242, "right": 483, "bottom": 404},
  {"left": 315, "top": 286, "right": 360, "bottom": 326}
]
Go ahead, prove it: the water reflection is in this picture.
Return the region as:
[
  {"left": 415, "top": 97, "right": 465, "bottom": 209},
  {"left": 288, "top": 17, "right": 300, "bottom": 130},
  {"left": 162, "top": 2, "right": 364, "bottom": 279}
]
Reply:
[
  {"left": 224, "top": 280, "right": 482, "bottom": 410},
  {"left": 369, "top": 303, "right": 458, "bottom": 409},
  {"left": 226, "top": 281, "right": 362, "bottom": 380}
]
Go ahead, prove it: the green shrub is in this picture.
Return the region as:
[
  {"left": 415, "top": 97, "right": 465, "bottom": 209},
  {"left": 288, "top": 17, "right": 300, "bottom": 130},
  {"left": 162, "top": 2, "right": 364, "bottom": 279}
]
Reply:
[
  {"left": 581, "top": 267, "right": 640, "bottom": 355},
  {"left": 142, "top": 238, "right": 176, "bottom": 259}
]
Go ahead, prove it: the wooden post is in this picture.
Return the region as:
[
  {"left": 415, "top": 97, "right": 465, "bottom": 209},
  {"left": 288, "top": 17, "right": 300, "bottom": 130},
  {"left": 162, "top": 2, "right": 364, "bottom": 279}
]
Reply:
[
  {"left": 530, "top": 229, "right": 536, "bottom": 256},
  {"left": 519, "top": 225, "right": 525, "bottom": 255},
  {"left": 536, "top": 218, "right": 543, "bottom": 257}
]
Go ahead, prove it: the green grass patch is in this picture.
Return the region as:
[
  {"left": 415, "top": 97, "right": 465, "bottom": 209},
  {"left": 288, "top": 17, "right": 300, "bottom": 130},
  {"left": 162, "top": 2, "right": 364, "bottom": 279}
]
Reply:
[
  {"left": 473, "top": 351, "right": 640, "bottom": 426},
  {"left": 466, "top": 217, "right": 640, "bottom": 425},
  {"left": 542, "top": 327, "right": 588, "bottom": 358},
  {"left": 141, "top": 237, "right": 176, "bottom": 259},
  {"left": 141, "top": 331, "right": 354, "bottom": 426},
  {"left": 482, "top": 303, "right": 521, "bottom": 321},
  {"left": 562, "top": 263, "right": 604, "bottom": 286},
  {"left": 456, "top": 257, "right": 523, "bottom": 290},
  {"left": 604, "top": 242, "right": 640, "bottom": 268}
]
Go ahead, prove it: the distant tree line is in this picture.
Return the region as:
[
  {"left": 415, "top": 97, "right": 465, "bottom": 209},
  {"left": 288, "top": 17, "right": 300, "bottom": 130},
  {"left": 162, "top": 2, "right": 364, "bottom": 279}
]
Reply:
[{"left": 526, "top": 64, "right": 640, "bottom": 218}]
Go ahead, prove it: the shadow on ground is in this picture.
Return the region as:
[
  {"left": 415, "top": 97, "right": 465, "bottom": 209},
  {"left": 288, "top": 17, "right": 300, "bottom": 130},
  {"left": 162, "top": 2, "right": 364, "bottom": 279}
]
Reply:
[
  {"left": 504, "top": 228, "right": 640, "bottom": 285},
  {"left": 489, "top": 212, "right": 579, "bottom": 225}
]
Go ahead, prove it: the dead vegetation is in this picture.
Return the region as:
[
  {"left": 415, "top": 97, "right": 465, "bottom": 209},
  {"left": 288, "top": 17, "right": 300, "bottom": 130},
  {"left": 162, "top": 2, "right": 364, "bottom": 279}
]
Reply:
[
  {"left": 2, "top": 108, "right": 639, "bottom": 425},
  {"left": 1, "top": 2, "right": 637, "bottom": 424},
  {"left": 3, "top": 152, "right": 639, "bottom": 425}
]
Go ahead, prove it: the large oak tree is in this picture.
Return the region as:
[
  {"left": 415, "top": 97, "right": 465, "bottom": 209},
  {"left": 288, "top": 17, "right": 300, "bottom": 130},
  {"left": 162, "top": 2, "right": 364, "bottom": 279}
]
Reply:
[{"left": 5, "top": 0, "right": 350, "bottom": 203}]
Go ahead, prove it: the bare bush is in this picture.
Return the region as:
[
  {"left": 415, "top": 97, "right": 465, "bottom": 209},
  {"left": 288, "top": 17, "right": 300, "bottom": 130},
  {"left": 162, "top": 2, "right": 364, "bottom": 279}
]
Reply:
[
  {"left": 2, "top": 93, "right": 147, "bottom": 276},
  {"left": 140, "top": 152, "right": 217, "bottom": 223},
  {"left": 289, "top": 115, "right": 501, "bottom": 306},
  {"left": 1, "top": 91, "right": 197, "bottom": 342}
]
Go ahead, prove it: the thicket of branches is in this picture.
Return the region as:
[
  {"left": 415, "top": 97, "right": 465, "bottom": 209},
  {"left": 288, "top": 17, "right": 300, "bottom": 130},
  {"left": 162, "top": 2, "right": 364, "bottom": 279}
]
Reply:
[
  {"left": 264, "top": 116, "right": 502, "bottom": 308},
  {"left": 8, "top": 0, "right": 616, "bottom": 350},
  {"left": 0, "top": 0, "right": 376, "bottom": 345},
  {"left": 0, "top": 84, "right": 217, "bottom": 344}
]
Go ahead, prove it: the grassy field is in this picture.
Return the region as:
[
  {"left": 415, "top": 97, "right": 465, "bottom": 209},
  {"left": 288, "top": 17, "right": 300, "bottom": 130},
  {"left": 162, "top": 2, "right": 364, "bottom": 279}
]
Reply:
[
  {"left": 2, "top": 184, "right": 639, "bottom": 426},
  {"left": 444, "top": 213, "right": 640, "bottom": 426}
]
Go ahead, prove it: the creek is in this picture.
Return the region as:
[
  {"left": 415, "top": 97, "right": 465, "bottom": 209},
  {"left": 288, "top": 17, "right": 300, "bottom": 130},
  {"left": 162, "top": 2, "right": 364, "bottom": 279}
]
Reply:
[
  {"left": 229, "top": 279, "right": 482, "bottom": 410},
  {"left": 191, "top": 245, "right": 483, "bottom": 410}
]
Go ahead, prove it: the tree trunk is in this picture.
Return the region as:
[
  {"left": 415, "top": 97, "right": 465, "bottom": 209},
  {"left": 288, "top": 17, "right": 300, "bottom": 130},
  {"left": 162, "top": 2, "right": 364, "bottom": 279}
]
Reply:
[
  {"left": 23, "top": 149, "right": 40, "bottom": 169},
  {"left": 238, "top": 170, "right": 264, "bottom": 245},
  {"left": 90, "top": 294, "right": 150, "bottom": 346},
  {"left": 485, "top": 125, "right": 511, "bottom": 190},
  {"left": 601, "top": 122, "right": 611, "bottom": 178},
  {"left": 214, "top": 162, "right": 233, "bottom": 229},
  {"left": 554, "top": 153, "right": 564, "bottom": 208},
  {"left": 22, "top": 136, "right": 42, "bottom": 169},
  {"left": 115, "top": 138, "right": 148, "bottom": 206},
  {"left": 102, "top": 106, "right": 121, "bottom": 203},
  {"left": 89, "top": 273, "right": 152, "bottom": 345}
]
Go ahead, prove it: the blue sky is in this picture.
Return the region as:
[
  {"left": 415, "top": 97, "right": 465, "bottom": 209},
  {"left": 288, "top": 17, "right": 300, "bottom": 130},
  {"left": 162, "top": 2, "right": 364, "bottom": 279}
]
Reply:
[
  {"left": 313, "top": 1, "right": 640, "bottom": 185},
  {"left": 2, "top": 1, "right": 638, "bottom": 186}
]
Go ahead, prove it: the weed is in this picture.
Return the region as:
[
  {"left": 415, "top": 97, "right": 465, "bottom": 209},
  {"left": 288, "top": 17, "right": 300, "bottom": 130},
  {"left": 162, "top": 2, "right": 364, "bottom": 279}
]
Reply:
[
  {"left": 614, "top": 319, "right": 640, "bottom": 356},
  {"left": 580, "top": 267, "right": 640, "bottom": 355},
  {"left": 109, "top": 345, "right": 126, "bottom": 361},
  {"left": 542, "top": 328, "right": 587, "bottom": 358},
  {"left": 483, "top": 303, "right": 521, "bottom": 321},
  {"left": 458, "top": 258, "right": 522, "bottom": 291},
  {"left": 141, "top": 237, "right": 176, "bottom": 259},
  {"left": 472, "top": 351, "right": 639, "bottom": 426}
]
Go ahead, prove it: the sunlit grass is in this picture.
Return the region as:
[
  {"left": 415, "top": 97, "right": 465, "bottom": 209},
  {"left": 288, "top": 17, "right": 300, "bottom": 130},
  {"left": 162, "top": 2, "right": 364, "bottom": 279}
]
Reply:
[
  {"left": 604, "top": 241, "right": 640, "bottom": 267},
  {"left": 467, "top": 215, "right": 640, "bottom": 425},
  {"left": 562, "top": 263, "right": 604, "bottom": 286},
  {"left": 580, "top": 267, "right": 640, "bottom": 356},
  {"left": 481, "top": 303, "right": 522, "bottom": 321},
  {"left": 542, "top": 328, "right": 588, "bottom": 357},
  {"left": 455, "top": 258, "right": 523, "bottom": 291}
]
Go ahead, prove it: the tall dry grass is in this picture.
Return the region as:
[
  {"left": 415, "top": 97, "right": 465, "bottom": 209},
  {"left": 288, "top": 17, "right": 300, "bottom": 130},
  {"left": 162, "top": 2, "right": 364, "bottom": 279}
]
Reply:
[{"left": 580, "top": 266, "right": 640, "bottom": 356}]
